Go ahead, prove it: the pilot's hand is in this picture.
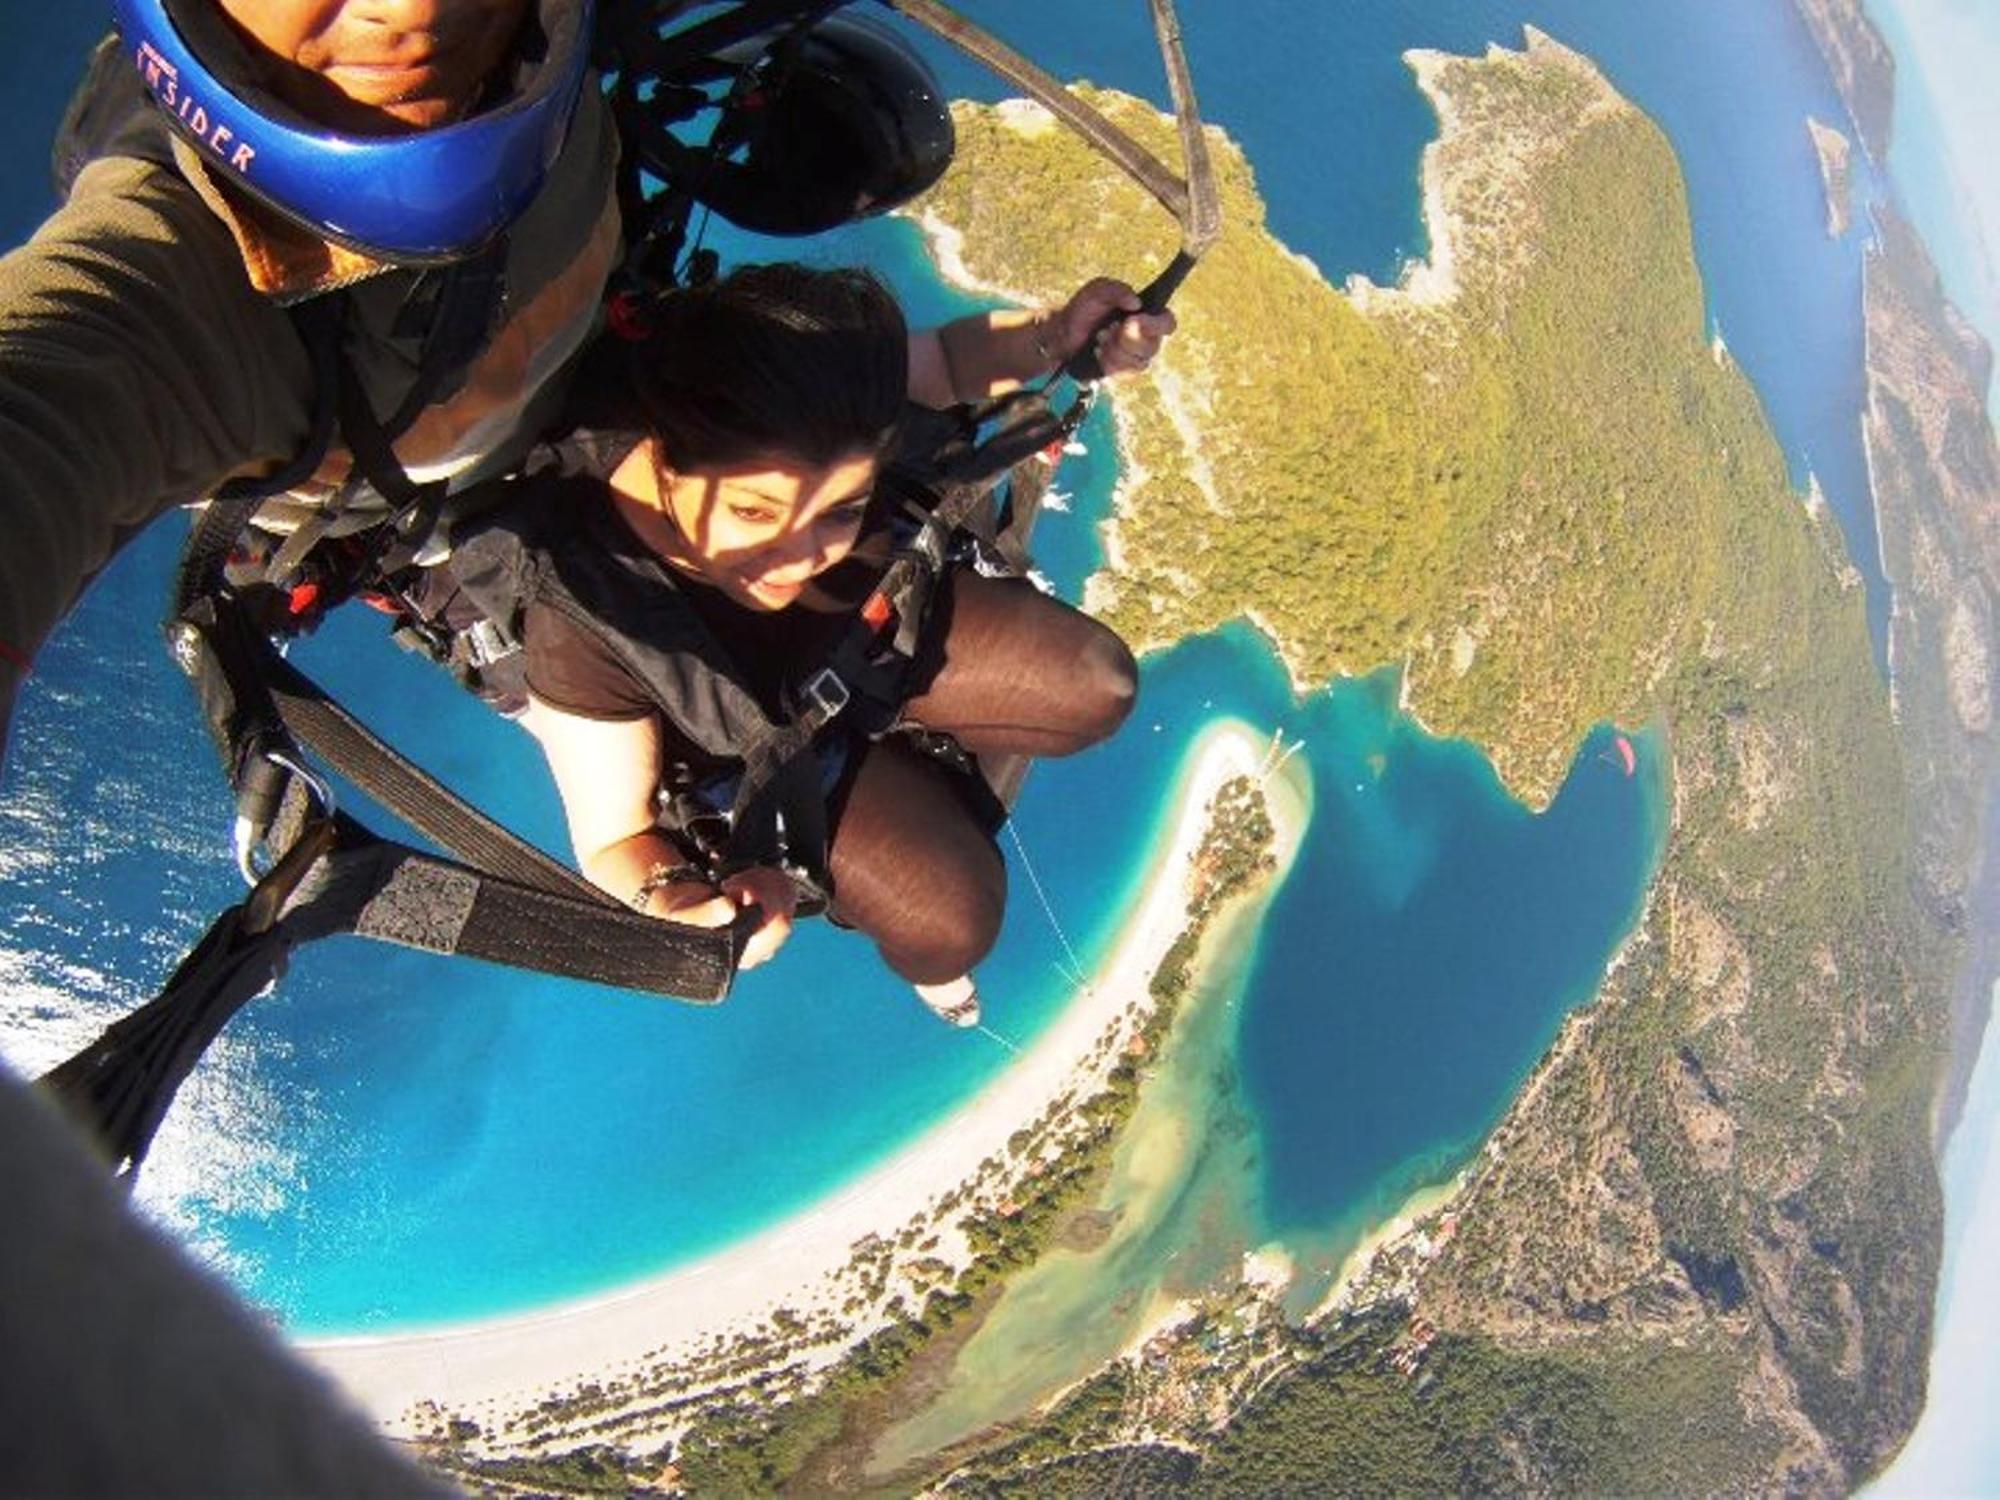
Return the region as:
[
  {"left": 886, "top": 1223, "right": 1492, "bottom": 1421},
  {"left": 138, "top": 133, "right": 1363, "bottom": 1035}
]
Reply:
[
  {"left": 653, "top": 864, "right": 797, "bottom": 970},
  {"left": 1053, "top": 277, "right": 1177, "bottom": 377}
]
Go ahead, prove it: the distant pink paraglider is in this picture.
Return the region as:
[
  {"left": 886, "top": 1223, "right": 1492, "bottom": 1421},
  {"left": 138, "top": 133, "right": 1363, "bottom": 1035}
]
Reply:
[{"left": 1614, "top": 734, "right": 1637, "bottom": 777}]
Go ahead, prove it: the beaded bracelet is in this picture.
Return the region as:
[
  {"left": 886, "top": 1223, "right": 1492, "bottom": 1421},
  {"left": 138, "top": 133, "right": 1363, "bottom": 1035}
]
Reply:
[{"left": 630, "top": 862, "right": 706, "bottom": 912}]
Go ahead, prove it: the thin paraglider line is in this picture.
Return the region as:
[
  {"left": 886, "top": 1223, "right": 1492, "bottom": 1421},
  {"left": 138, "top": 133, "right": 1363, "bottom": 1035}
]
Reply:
[
  {"left": 977, "top": 1023, "right": 1022, "bottom": 1055},
  {"left": 1007, "top": 820, "right": 1087, "bottom": 982}
]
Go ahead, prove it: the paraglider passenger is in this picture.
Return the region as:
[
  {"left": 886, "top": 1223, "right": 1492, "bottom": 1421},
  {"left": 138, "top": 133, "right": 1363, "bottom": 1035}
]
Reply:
[{"left": 492, "top": 263, "right": 1171, "bottom": 1023}]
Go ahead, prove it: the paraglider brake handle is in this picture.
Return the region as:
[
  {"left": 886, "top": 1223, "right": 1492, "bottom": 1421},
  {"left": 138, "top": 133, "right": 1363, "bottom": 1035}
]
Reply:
[
  {"left": 1058, "top": 251, "right": 1195, "bottom": 385},
  {"left": 880, "top": 0, "right": 1218, "bottom": 386}
]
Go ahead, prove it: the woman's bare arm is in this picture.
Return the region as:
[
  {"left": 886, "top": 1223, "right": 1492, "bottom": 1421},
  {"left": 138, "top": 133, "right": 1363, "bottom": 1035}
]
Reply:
[
  {"left": 520, "top": 700, "right": 795, "bottom": 967},
  {"left": 906, "top": 277, "right": 1176, "bottom": 408}
]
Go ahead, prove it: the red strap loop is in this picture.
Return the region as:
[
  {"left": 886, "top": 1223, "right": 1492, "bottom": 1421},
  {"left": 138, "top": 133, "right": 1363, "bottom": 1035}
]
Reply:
[{"left": 606, "top": 291, "right": 652, "bottom": 343}]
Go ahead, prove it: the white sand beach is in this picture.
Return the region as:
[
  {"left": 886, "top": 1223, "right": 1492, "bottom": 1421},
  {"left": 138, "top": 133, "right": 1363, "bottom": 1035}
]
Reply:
[{"left": 302, "top": 719, "right": 1275, "bottom": 1431}]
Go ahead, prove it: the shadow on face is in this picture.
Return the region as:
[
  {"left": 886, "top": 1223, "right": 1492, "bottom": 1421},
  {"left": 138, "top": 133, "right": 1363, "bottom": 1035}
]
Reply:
[
  {"left": 212, "top": 0, "right": 535, "bottom": 134},
  {"left": 661, "top": 451, "right": 881, "bottom": 612}
]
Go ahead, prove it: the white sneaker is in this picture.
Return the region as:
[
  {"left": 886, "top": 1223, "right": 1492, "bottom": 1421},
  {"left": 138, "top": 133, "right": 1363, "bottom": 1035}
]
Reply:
[{"left": 914, "top": 974, "right": 981, "bottom": 1028}]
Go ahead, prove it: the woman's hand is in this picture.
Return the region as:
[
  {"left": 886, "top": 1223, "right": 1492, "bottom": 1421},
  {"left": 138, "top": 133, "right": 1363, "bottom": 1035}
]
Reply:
[
  {"left": 1049, "top": 277, "right": 1178, "bottom": 378},
  {"left": 911, "top": 278, "right": 1177, "bottom": 405},
  {"left": 523, "top": 703, "right": 801, "bottom": 973},
  {"left": 653, "top": 865, "right": 799, "bottom": 971}
]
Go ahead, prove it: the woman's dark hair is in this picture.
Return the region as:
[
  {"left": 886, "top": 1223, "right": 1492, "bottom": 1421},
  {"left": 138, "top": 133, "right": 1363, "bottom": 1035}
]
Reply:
[{"left": 632, "top": 262, "right": 909, "bottom": 472}]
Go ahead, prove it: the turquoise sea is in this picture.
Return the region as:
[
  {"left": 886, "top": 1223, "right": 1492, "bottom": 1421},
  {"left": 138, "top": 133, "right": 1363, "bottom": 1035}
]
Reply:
[{"left": 0, "top": 0, "right": 1872, "bottom": 1344}]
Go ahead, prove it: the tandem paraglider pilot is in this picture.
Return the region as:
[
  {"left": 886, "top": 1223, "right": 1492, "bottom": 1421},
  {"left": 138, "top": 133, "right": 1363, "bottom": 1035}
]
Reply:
[{"left": 0, "top": 0, "right": 616, "bottom": 756}]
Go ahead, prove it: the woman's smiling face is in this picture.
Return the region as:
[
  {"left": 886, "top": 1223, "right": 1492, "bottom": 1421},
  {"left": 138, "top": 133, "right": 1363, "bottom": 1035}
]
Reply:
[{"left": 658, "top": 450, "right": 879, "bottom": 612}]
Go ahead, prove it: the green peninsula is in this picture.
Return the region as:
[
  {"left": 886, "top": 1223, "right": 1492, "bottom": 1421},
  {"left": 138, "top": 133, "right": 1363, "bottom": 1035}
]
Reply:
[{"left": 913, "top": 29, "right": 1946, "bottom": 1492}]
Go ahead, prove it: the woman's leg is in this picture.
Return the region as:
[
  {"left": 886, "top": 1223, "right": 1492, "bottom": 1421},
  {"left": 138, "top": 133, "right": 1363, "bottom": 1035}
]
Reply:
[
  {"left": 827, "top": 736, "right": 1006, "bottom": 985},
  {"left": 901, "top": 571, "right": 1137, "bottom": 757},
  {"left": 824, "top": 571, "right": 1134, "bottom": 987}
]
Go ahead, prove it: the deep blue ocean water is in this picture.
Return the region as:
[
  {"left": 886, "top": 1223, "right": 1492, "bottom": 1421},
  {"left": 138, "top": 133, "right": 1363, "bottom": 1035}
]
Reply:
[{"left": 0, "top": 3, "right": 1856, "bottom": 1332}]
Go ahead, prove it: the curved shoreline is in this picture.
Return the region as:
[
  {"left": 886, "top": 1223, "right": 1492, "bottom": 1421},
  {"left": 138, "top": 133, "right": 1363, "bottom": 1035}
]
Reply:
[{"left": 301, "top": 718, "right": 1281, "bottom": 1431}]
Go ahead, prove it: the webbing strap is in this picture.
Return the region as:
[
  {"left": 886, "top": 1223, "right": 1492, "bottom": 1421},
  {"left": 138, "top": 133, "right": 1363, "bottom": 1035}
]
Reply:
[
  {"left": 37, "top": 819, "right": 338, "bottom": 1182},
  {"left": 40, "top": 905, "right": 296, "bottom": 1182},
  {"left": 336, "top": 357, "right": 443, "bottom": 520},
  {"left": 252, "top": 654, "right": 747, "bottom": 998},
  {"left": 41, "top": 817, "right": 741, "bottom": 1180},
  {"left": 258, "top": 650, "right": 590, "bottom": 898},
  {"left": 166, "top": 597, "right": 744, "bottom": 1001},
  {"left": 383, "top": 248, "right": 508, "bottom": 437},
  {"left": 174, "top": 297, "right": 348, "bottom": 614},
  {"left": 316, "top": 831, "right": 742, "bottom": 999}
]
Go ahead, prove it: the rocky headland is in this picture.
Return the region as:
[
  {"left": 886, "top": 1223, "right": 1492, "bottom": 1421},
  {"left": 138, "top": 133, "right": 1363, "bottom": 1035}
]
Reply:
[
  {"left": 1808, "top": 116, "right": 1854, "bottom": 238},
  {"left": 1861, "top": 202, "right": 2000, "bottom": 1136},
  {"left": 1793, "top": 0, "right": 1897, "bottom": 162}
]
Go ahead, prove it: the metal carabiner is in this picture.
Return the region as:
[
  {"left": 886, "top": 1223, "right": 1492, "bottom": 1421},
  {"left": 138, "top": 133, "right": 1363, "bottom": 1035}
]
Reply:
[{"left": 233, "top": 749, "right": 337, "bottom": 886}]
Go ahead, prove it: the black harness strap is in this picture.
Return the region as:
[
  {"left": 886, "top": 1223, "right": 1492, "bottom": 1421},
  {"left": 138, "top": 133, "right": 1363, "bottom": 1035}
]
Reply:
[
  {"left": 334, "top": 354, "right": 450, "bottom": 542},
  {"left": 310, "top": 821, "right": 743, "bottom": 998},
  {"left": 720, "top": 705, "right": 841, "bottom": 889},
  {"left": 383, "top": 248, "right": 510, "bottom": 437},
  {"left": 179, "top": 244, "right": 513, "bottom": 623},
  {"left": 258, "top": 650, "right": 591, "bottom": 898},
  {"left": 173, "top": 296, "right": 349, "bottom": 615},
  {"left": 40, "top": 810, "right": 743, "bottom": 1182},
  {"left": 39, "top": 818, "right": 338, "bottom": 1182},
  {"left": 183, "top": 597, "right": 745, "bottom": 996}
]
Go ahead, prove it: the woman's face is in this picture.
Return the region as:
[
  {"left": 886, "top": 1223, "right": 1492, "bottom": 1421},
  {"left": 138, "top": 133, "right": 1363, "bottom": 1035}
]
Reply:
[{"left": 660, "top": 451, "right": 878, "bottom": 612}]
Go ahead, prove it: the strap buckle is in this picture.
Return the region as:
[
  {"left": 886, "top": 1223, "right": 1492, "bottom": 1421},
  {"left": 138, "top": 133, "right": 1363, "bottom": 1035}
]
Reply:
[
  {"left": 463, "top": 616, "right": 520, "bottom": 669},
  {"left": 801, "top": 667, "right": 850, "bottom": 726}
]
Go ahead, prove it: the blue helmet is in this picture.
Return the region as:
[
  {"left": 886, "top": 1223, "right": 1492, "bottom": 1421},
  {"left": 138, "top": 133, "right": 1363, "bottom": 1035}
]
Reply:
[{"left": 107, "top": 0, "right": 593, "bottom": 264}]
